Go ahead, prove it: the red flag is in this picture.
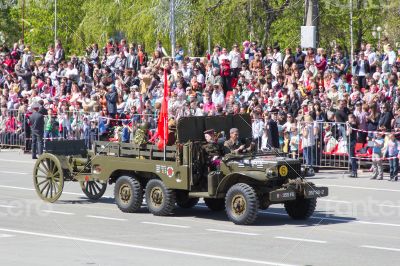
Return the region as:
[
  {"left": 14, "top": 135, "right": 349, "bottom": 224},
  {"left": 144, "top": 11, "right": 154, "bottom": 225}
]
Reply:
[{"left": 157, "top": 69, "right": 169, "bottom": 150}]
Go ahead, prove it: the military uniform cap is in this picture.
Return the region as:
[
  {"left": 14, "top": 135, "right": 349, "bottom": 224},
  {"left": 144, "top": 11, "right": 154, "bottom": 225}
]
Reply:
[{"left": 204, "top": 129, "right": 215, "bottom": 135}]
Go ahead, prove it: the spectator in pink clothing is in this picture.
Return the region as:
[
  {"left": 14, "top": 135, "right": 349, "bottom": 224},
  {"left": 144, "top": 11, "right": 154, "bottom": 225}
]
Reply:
[{"left": 202, "top": 92, "right": 215, "bottom": 114}]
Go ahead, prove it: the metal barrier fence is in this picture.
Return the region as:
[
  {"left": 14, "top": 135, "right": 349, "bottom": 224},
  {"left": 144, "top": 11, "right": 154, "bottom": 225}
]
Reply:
[
  {"left": 0, "top": 109, "right": 26, "bottom": 149},
  {"left": 0, "top": 111, "right": 365, "bottom": 172},
  {"left": 297, "top": 121, "right": 350, "bottom": 170},
  {"left": 0, "top": 109, "right": 159, "bottom": 151}
]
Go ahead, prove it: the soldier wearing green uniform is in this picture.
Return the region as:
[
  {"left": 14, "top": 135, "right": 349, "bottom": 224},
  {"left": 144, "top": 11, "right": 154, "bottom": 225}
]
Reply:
[
  {"left": 203, "top": 129, "right": 221, "bottom": 171},
  {"left": 133, "top": 122, "right": 148, "bottom": 145},
  {"left": 223, "top": 128, "right": 251, "bottom": 154}
]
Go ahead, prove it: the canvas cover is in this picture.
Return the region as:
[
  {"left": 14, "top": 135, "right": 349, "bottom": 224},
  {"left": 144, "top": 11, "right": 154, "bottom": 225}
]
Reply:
[{"left": 177, "top": 114, "right": 252, "bottom": 143}]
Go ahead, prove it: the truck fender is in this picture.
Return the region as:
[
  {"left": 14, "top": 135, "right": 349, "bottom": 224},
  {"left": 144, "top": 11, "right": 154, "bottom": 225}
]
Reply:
[{"left": 216, "top": 171, "right": 267, "bottom": 194}]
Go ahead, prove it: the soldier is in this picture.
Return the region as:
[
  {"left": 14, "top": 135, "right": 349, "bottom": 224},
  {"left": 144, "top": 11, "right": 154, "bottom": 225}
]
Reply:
[
  {"left": 203, "top": 129, "right": 221, "bottom": 171},
  {"left": 133, "top": 122, "right": 148, "bottom": 145},
  {"left": 166, "top": 118, "right": 177, "bottom": 145},
  {"left": 223, "top": 128, "right": 251, "bottom": 154}
]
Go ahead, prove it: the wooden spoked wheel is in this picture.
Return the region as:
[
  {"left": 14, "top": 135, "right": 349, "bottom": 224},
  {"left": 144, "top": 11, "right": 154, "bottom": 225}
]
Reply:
[
  {"left": 80, "top": 180, "right": 107, "bottom": 200},
  {"left": 33, "top": 154, "right": 64, "bottom": 203}
]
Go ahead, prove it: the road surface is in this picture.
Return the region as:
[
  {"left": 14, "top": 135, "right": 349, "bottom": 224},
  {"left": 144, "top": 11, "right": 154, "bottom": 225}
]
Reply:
[{"left": 0, "top": 150, "right": 399, "bottom": 265}]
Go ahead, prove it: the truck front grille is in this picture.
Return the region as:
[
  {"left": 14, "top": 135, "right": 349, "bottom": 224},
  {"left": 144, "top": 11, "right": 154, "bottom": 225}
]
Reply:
[{"left": 278, "top": 163, "right": 301, "bottom": 179}]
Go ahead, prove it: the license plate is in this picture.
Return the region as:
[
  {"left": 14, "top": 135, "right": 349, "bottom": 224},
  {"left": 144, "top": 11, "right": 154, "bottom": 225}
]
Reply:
[
  {"left": 270, "top": 189, "right": 297, "bottom": 202},
  {"left": 304, "top": 186, "right": 328, "bottom": 198}
]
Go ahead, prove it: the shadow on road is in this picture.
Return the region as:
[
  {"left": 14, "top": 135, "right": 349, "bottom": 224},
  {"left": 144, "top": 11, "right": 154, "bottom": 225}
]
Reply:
[
  {"left": 56, "top": 198, "right": 357, "bottom": 226},
  {"left": 57, "top": 197, "right": 115, "bottom": 205},
  {"left": 172, "top": 204, "right": 356, "bottom": 227}
]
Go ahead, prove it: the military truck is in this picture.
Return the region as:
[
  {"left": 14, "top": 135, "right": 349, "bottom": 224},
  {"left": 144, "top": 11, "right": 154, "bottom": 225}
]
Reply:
[{"left": 33, "top": 114, "right": 328, "bottom": 225}]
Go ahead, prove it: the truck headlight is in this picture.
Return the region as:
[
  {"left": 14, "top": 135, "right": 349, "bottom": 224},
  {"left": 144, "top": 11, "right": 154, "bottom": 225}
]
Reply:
[
  {"left": 93, "top": 165, "right": 102, "bottom": 174},
  {"left": 266, "top": 166, "right": 278, "bottom": 177}
]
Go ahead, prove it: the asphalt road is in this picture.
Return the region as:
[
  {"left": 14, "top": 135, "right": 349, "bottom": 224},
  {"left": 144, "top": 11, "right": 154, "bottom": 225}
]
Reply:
[{"left": 0, "top": 150, "right": 399, "bottom": 266}]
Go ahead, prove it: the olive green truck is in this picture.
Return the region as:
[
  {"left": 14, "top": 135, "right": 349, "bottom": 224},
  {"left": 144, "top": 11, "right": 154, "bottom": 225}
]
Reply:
[{"left": 33, "top": 114, "right": 328, "bottom": 225}]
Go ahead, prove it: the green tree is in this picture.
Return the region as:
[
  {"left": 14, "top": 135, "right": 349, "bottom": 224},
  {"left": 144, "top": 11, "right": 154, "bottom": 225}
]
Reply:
[
  {"left": 2, "top": 0, "right": 395, "bottom": 57},
  {"left": 0, "top": 0, "right": 21, "bottom": 46},
  {"left": 10, "top": 0, "right": 84, "bottom": 55}
]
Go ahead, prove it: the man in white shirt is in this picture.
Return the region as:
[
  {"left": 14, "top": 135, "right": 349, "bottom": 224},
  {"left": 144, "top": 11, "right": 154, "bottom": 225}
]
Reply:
[
  {"left": 64, "top": 62, "right": 79, "bottom": 83},
  {"left": 252, "top": 112, "right": 264, "bottom": 150},
  {"left": 229, "top": 44, "right": 241, "bottom": 76},
  {"left": 181, "top": 62, "right": 192, "bottom": 83},
  {"left": 219, "top": 48, "right": 230, "bottom": 64},
  {"left": 386, "top": 44, "right": 397, "bottom": 67},
  {"left": 211, "top": 83, "right": 225, "bottom": 107},
  {"left": 124, "top": 91, "right": 141, "bottom": 112},
  {"left": 193, "top": 68, "right": 205, "bottom": 85}
]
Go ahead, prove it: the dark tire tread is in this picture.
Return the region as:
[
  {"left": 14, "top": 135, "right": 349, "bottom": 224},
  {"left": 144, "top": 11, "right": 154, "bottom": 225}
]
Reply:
[
  {"left": 204, "top": 198, "right": 225, "bottom": 211},
  {"left": 114, "top": 176, "right": 143, "bottom": 213},
  {"left": 284, "top": 197, "right": 317, "bottom": 220},
  {"left": 177, "top": 197, "right": 199, "bottom": 208},
  {"left": 145, "top": 179, "right": 176, "bottom": 216},
  {"left": 225, "top": 183, "right": 259, "bottom": 225}
]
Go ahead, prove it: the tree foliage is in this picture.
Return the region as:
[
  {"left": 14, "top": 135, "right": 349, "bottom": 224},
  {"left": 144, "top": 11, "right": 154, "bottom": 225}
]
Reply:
[
  {"left": 8, "top": 0, "right": 84, "bottom": 54},
  {"left": 0, "top": 0, "right": 398, "bottom": 56}
]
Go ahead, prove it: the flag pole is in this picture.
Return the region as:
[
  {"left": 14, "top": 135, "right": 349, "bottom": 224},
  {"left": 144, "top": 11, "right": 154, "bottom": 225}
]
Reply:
[{"left": 164, "top": 115, "right": 166, "bottom": 161}]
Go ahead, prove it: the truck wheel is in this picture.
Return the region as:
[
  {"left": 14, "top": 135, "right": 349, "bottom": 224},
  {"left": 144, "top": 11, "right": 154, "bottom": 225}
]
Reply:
[
  {"left": 176, "top": 191, "right": 199, "bottom": 208},
  {"left": 284, "top": 197, "right": 317, "bottom": 220},
  {"left": 204, "top": 198, "right": 225, "bottom": 211},
  {"left": 114, "top": 176, "right": 143, "bottom": 213},
  {"left": 225, "top": 183, "right": 259, "bottom": 225},
  {"left": 145, "top": 179, "right": 176, "bottom": 216}
]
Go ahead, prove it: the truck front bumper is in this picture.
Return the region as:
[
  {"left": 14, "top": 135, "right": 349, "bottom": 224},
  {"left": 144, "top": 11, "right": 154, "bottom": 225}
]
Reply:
[{"left": 269, "top": 185, "right": 328, "bottom": 202}]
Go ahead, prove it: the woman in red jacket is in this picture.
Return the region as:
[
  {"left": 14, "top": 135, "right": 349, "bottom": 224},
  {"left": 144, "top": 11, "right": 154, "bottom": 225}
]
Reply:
[{"left": 315, "top": 53, "right": 327, "bottom": 74}]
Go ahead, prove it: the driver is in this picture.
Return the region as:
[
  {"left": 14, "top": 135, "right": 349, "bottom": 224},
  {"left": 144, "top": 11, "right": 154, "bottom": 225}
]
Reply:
[{"left": 223, "top": 128, "right": 251, "bottom": 154}]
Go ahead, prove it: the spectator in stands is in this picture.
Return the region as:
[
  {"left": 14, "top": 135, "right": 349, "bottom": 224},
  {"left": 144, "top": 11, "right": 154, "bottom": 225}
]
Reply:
[
  {"left": 105, "top": 85, "right": 117, "bottom": 118},
  {"left": 2, "top": 34, "right": 400, "bottom": 179},
  {"left": 353, "top": 51, "right": 370, "bottom": 89}
]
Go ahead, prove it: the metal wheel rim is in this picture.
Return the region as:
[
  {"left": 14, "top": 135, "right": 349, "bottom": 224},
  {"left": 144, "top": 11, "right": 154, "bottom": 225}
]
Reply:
[
  {"left": 33, "top": 154, "right": 64, "bottom": 203},
  {"left": 119, "top": 184, "right": 132, "bottom": 204},
  {"left": 231, "top": 195, "right": 246, "bottom": 217},
  {"left": 150, "top": 187, "right": 163, "bottom": 207}
]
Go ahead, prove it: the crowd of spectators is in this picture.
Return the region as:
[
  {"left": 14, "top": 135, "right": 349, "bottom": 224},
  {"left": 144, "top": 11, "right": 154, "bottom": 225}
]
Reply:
[{"left": 1, "top": 37, "right": 400, "bottom": 178}]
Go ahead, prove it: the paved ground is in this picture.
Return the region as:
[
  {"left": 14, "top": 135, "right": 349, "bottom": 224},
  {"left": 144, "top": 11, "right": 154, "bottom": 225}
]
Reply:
[{"left": 0, "top": 150, "right": 399, "bottom": 266}]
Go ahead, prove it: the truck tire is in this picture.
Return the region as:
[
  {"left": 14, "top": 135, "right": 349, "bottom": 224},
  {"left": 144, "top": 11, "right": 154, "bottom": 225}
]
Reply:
[
  {"left": 176, "top": 191, "right": 199, "bottom": 208},
  {"left": 284, "top": 197, "right": 317, "bottom": 220},
  {"left": 225, "top": 183, "right": 259, "bottom": 225},
  {"left": 145, "top": 179, "right": 176, "bottom": 216},
  {"left": 114, "top": 176, "right": 143, "bottom": 213},
  {"left": 204, "top": 198, "right": 225, "bottom": 211}
]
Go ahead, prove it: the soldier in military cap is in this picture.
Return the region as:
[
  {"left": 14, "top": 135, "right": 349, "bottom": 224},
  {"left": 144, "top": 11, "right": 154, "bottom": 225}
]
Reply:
[
  {"left": 203, "top": 129, "right": 222, "bottom": 171},
  {"left": 224, "top": 128, "right": 251, "bottom": 154}
]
